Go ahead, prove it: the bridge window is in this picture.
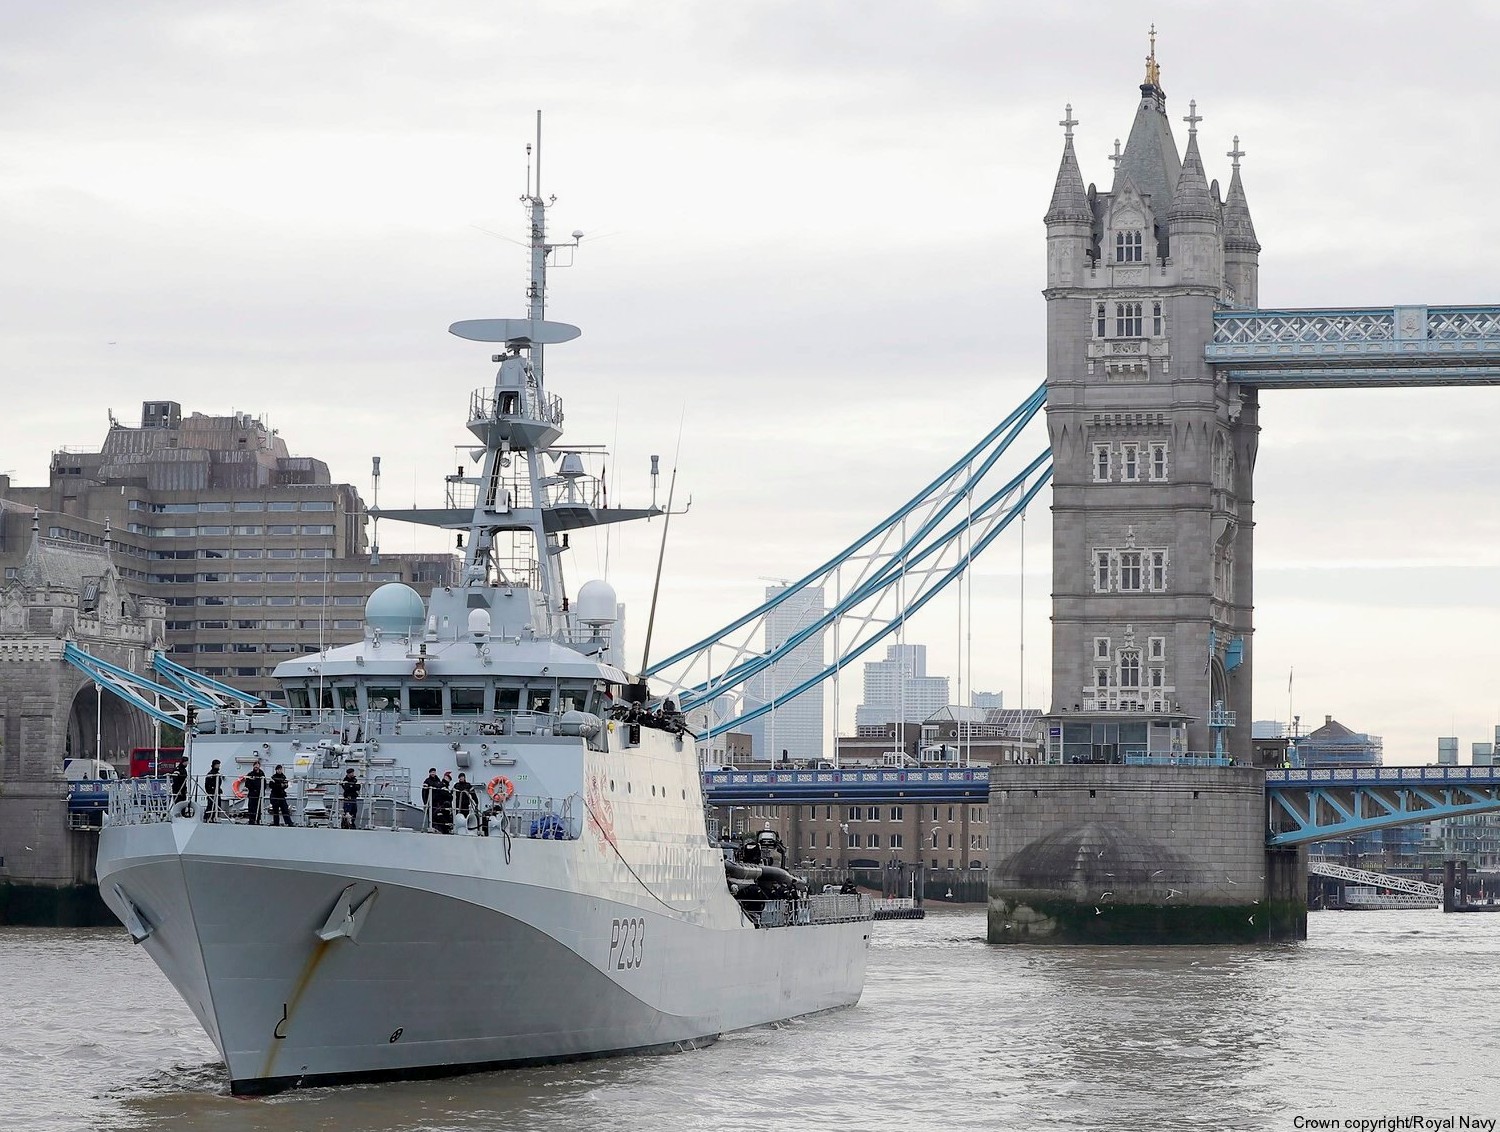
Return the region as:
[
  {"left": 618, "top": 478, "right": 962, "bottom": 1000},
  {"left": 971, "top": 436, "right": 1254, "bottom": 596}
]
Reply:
[
  {"left": 1148, "top": 636, "right": 1164, "bottom": 661},
  {"left": 848, "top": 833, "right": 861, "bottom": 848},
  {"left": 1095, "top": 668, "right": 1110, "bottom": 689},
  {"left": 1153, "top": 301, "right": 1163, "bottom": 336},
  {"left": 1119, "top": 552, "right": 1143, "bottom": 591},
  {"left": 890, "top": 833, "right": 904, "bottom": 849},
  {"left": 868, "top": 834, "right": 880, "bottom": 849},
  {"left": 846, "top": 807, "right": 860, "bottom": 822},
  {"left": 1093, "top": 444, "right": 1112, "bottom": 482},
  {"left": 1116, "top": 302, "right": 1142, "bottom": 337},
  {"left": 1150, "top": 551, "right": 1168, "bottom": 591},
  {"left": 1094, "top": 550, "right": 1111, "bottom": 592},
  {"left": 890, "top": 805, "right": 903, "bottom": 820},
  {"left": 1149, "top": 443, "right": 1169, "bottom": 481},
  {"left": 1122, "top": 444, "right": 1139, "bottom": 481},
  {"left": 1149, "top": 667, "right": 1164, "bottom": 688},
  {"left": 1115, "top": 230, "right": 1143, "bottom": 263},
  {"left": 1095, "top": 303, "right": 1107, "bottom": 337},
  {"left": 1095, "top": 637, "right": 1111, "bottom": 660},
  {"left": 1119, "top": 651, "right": 1141, "bottom": 688}
]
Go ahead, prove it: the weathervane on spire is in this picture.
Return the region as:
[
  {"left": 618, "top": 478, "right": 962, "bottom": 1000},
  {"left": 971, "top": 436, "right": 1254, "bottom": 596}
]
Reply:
[
  {"left": 1144, "top": 24, "right": 1161, "bottom": 88},
  {"left": 1228, "top": 135, "right": 1245, "bottom": 170},
  {"left": 1060, "top": 103, "right": 1078, "bottom": 140},
  {"left": 1183, "top": 99, "right": 1202, "bottom": 136}
]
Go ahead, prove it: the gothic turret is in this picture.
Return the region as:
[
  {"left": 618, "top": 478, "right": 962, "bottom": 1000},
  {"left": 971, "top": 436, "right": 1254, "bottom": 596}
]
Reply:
[
  {"left": 1045, "top": 105, "right": 1093, "bottom": 288},
  {"left": 1114, "top": 31, "right": 1181, "bottom": 258},
  {"left": 1221, "top": 137, "right": 1261, "bottom": 308},
  {"left": 1166, "top": 104, "right": 1221, "bottom": 287}
]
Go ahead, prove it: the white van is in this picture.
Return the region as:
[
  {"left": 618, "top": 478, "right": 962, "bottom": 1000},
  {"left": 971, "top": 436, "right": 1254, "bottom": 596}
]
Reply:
[{"left": 63, "top": 758, "right": 120, "bottom": 782}]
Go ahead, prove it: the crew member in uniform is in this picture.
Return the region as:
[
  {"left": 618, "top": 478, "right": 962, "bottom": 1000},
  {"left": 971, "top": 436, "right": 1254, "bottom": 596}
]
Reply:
[
  {"left": 268, "top": 764, "right": 292, "bottom": 826},
  {"left": 204, "top": 759, "right": 224, "bottom": 822},
  {"left": 422, "top": 767, "right": 443, "bottom": 817},
  {"left": 454, "top": 773, "right": 477, "bottom": 826},
  {"left": 244, "top": 759, "right": 267, "bottom": 825},
  {"left": 340, "top": 768, "right": 361, "bottom": 829},
  {"left": 169, "top": 760, "right": 188, "bottom": 806}
]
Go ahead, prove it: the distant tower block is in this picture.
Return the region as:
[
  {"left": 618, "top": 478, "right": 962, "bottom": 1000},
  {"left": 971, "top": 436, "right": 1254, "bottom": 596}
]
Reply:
[{"left": 1041, "top": 43, "right": 1260, "bottom": 764}]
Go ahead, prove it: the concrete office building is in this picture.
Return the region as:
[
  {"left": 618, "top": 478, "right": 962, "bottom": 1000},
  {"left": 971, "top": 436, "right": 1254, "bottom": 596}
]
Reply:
[{"left": 0, "top": 401, "right": 455, "bottom": 706}]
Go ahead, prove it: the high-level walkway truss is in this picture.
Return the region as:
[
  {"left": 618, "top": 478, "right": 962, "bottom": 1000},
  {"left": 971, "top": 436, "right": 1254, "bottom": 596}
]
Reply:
[{"left": 645, "top": 384, "right": 1050, "bottom": 739}]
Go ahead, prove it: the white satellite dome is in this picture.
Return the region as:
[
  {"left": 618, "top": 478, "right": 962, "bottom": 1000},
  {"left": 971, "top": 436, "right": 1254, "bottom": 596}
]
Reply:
[
  {"left": 574, "top": 579, "right": 618, "bottom": 627},
  {"left": 364, "top": 583, "right": 426, "bottom": 635}
]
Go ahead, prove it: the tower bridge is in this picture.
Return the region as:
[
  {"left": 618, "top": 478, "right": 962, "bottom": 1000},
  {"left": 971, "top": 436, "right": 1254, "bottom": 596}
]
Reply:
[{"left": 669, "top": 36, "right": 1500, "bottom": 943}]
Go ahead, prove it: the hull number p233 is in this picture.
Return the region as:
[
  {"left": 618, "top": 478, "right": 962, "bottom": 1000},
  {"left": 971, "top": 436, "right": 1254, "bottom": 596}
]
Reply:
[{"left": 610, "top": 917, "right": 645, "bottom": 970}]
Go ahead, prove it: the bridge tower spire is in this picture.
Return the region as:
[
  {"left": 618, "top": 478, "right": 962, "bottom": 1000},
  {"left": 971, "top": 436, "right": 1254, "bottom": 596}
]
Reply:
[{"left": 1041, "top": 45, "right": 1259, "bottom": 763}]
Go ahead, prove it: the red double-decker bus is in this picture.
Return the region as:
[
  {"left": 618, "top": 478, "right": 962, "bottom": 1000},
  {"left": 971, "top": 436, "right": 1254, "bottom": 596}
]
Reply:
[{"left": 129, "top": 747, "right": 185, "bottom": 778}]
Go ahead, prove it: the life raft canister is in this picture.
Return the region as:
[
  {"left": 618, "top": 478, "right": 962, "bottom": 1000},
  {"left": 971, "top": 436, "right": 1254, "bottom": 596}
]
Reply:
[{"left": 487, "top": 775, "right": 515, "bottom": 802}]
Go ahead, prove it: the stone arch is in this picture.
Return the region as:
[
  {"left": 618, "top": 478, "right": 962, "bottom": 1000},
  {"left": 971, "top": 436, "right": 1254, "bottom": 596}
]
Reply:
[{"left": 64, "top": 680, "right": 149, "bottom": 771}]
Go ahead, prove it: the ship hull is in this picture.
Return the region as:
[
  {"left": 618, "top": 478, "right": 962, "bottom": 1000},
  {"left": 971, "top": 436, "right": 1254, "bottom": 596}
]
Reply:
[{"left": 98, "top": 820, "right": 870, "bottom": 1094}]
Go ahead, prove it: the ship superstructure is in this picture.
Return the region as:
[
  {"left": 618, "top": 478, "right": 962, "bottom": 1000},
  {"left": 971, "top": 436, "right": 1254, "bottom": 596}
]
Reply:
[{"left": 95, "top": 123, "right": 870, "bottom": 1095}]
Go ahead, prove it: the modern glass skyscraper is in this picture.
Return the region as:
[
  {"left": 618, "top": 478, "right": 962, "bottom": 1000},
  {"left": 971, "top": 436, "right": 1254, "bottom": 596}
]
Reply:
[
  {"left": 854, "top": 643, "right": 950, "bottom": 727},
  {"left": 743, "top": 583, "right": 825, "bottom": 762}
]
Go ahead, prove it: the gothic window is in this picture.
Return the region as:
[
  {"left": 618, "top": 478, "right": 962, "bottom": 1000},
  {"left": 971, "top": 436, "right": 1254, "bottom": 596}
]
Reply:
[
  {"left": 1095, "top": 303, "right": 1106, "bottom": 338},
  {"left": 1119, "top": 551, "right": 1143, "bottom": 591},
  {"left": 1095, "top": 668, "right": 1110, "bottom": 689},
  {"left": 1094, "top": 637, "right": 1111, "bottom": 660},
  {"left": 1115, "top": 230, "right": 1143, "bottom": 263},
  {"left": 1212, "top": 434, "right": 1229, "bottom": 489},
  {"left": 1094, "top": 550, "right": 1111, "bottom": 593},
  {"left": 1093, "top": 444, "right": 1112, "bottom": 482},
  {"left": 1116, "top": 302, "right": 1143, "bottom": 337},
  {"left": 1148, "top": 636, "right": 1165, "bottom": 661},
  {"left": 1149, "top": 667, "right": 1164, "bottom": 688},
  {"left": 1150, "top": 550, "right": 1167, "bottom": 591},
  {"left": 1119, "top": 651, "right": 1141, "bottom": 688},
  {"left": 1122, "top": 444, "right": 1139, "bottom": 481},
  {"left": 1150, "top": 443, "right": 1169, "bottom": 481},
  {"left": 1152, "top": 301, "right": 1163, "bottom": 336}
]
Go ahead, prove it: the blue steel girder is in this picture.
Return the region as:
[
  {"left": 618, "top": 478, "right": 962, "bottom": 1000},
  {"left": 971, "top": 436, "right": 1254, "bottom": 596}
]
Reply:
[
  {"left": 1207, "top": 305, "right": 1500, "bottom": 388},
  {"left": 61, "top": 642, "right": 205, "bottom": 728},
  {"left": 1265, "top": 766, "right": 1500, "bottom": 846}
]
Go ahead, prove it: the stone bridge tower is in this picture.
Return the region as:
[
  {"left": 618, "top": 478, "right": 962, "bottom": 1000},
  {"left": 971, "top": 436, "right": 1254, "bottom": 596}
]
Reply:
[
  {"left": 1041, "top": 41, "right": 1261, "bottom": 763},
  {"left": 0, "top": 513, "right": 163, "bottom": 922}
]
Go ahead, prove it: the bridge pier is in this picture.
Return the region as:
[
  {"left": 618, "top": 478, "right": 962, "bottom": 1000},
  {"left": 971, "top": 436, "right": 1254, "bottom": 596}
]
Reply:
[{"left": 987, "top": 765, "right": 1306, "bottom": 944}]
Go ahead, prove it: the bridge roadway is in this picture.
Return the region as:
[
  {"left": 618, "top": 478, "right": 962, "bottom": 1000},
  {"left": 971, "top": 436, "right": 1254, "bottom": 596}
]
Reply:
[{"left": 702, "top": 764, "right": 1500, "bottom": 845}]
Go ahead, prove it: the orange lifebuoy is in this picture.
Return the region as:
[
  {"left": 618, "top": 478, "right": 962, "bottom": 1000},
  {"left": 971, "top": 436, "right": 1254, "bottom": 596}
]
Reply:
[
  {"left": 232, "top": 776, "right": 246, "bottom": 798},
  {"left": 487, "top": 775, "right": 515, "bottom": 803}
]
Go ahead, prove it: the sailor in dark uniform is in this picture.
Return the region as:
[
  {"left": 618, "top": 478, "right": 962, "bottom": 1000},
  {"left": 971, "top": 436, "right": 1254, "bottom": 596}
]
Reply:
[
  {"left": 340, "top": 768, "right": 361, "bottom": 829},
  {"left": 169, "top": 760, "right": 188, "bottom": 806},
  {"left": 203, "top": 759, "right": 224, "bottom": 822},
  {"left": 268, "top": 764, "right": 292, "bottom": 826},
  {"left": 244, "top": 760, "right": 267, "bottom": 825}
]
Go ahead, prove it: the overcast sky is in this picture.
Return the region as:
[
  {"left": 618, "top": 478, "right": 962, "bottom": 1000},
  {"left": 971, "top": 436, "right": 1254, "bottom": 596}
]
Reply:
[{"left": 3, "top": 2, "right": 1497, "bottom": 763}]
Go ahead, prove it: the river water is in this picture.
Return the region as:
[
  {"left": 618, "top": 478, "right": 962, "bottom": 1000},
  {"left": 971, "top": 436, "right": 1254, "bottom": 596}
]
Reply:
[{"left": 4, "top": 907, "right": 1498, "bottom": 1132}]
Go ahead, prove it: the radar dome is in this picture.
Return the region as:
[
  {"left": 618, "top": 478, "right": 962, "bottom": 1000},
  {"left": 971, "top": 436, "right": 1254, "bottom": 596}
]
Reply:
[
  {"left": 364, "top": 583, "right": 426, "bottom": 635},
  {"left": 575, "top": 579, "right": 618, "bottom": 627}
]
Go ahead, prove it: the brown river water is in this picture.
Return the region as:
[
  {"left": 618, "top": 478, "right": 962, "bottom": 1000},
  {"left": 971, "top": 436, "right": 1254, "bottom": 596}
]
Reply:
[{"left": 3, "top": 906, "right": 1498, "bottom": 1132}]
